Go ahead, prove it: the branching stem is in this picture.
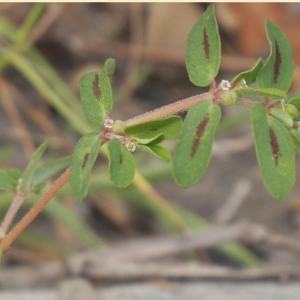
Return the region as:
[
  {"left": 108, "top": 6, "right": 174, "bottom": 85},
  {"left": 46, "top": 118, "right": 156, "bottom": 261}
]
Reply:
[
  {"left": 0, "top": 167, "right": 71, "bottom": 254},
  {"left": 0, "top": 193, "right": 26, "bottom": 236},
  {"left": 0, "top": 87, "right": 216, "bottom": 254}
]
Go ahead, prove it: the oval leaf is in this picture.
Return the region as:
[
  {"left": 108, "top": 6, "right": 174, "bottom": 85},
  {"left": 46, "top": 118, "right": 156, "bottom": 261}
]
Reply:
[
  {"left": 250, "top": 103, "right": 295, "bottom": 199},
  {"left": 0, "top": 168, "right": 22, "bottom": 191},
  {"left": 21, "top": 138, "right": 51, "bottom": 193},
  {"left": 124, "top": 116, "right": 182, "bottom": 140},
  {"left": 0, "top": 171, "right": 16, "bottom": 191},
  {"left": 80, "top": 59, "right": 115, "bottom": 126},
  {"left": 269, "top": 108, "right": 293, "bottom": 129},
  {"left": 186, "top": 4, "right": 221, "bottom": 87},
  {"left": 173, "top": 100, "right": 221, "bottom": 188},
  {"left": 289, "top": 128, "right": 300, "bottom": 154},
  {"left": 256, "top": 20, "right": 294, "bottom": 93},
  {"left": 32, "top": 156, "right": 71, "bottom": 189},
  {"left": 133, "top": 134, "right": 165, "bottom": 145},
  {"left": 231, "top": 58, "right": 263, "bottom": 86},
  {"left": 5, "top": 168, "right": 22, "bottom": 183},
  {"left": 137, "top": 144, "right": 171, "bottom": 162},
  {"left": 70, "top": 132, "right": 101, "bottom": 203},
  {"left": 107, "top": 138, "right": 135, "bottom": 188},
  {"left": 288, "top": 97, "right": 300, "bottom": 122},
  {"left": 235, "top": 87, "right": 286, "bottom": 99}
]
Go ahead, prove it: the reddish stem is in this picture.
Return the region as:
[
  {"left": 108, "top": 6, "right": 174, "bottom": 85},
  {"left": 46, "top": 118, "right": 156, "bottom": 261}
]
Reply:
[
  {"left": 0, "top": 167, "right": 71, "bottom": 254},
  {"left": 124, "top": 91, "right": 213, "bottom": 127},
  {"left": 0, "top": 193, "right": 26, "bottom": 235}
]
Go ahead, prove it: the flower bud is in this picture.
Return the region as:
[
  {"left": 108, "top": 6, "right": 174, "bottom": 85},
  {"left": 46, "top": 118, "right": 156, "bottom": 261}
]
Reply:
[
  {"left": 269, "top": 108, "right": 293, "bottom": 129},
  {"left": 112, "top": 120, "right": 125, "bottom": 135},
  {"left": 220, "top": 90, "right": 237, "bottom": 106},
  {"left": 285, "top": 104, "right": 299, "bottom": 120}
]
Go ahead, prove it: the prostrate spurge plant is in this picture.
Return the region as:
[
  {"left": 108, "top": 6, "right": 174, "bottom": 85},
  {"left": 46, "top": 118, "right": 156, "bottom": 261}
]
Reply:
[
  {"left": 72, "top": 4, "right": 298, "bottom": 200},
  {"left": 0, "top": 4, "right": 300, "bottom": 256}
]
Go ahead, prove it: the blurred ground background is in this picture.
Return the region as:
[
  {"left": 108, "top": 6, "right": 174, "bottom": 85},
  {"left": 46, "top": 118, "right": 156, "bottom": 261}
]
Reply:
[{"left": 1, "top": 2, "right": 300, "bottom": 297}]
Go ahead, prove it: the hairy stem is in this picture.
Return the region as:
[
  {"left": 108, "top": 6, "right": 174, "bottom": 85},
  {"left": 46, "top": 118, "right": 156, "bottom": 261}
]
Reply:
[
  {"left": 0, "top": 167, "right": 71, "bottom": 254},
  {"left": 0, "top": 194, "right": 26, "bottom": 236},
  {"left": 124, "top": 91, "right": 213, "bottom": 127}
]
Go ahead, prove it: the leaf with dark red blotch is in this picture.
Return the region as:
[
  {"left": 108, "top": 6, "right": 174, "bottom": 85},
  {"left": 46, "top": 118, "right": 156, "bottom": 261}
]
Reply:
[
  {"left": 107, "top": 138, "right": 135, "bottom": 188},
  {"left": 173, "top": 100, "right": 221, "bottom": 188},
  {"left": 256, "top": 20, "right": 294, "bottom": 93},
  {"left": 186, "top": 5, "right": 221, "bottom": 87},
  {"left": 250, "top": 103, "right": 295, "bottom": 199},
  {"left": 80, "top": 59, "right": 115, "bottom": 126},
  {"left": 70, "top": 132, "right": 101, "bottom": 203}
]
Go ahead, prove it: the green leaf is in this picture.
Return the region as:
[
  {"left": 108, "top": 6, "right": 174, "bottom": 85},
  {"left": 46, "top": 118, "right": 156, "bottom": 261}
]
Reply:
[
  {"left": 70, "top": 132, "right": 101, "bottom": 203},
  {"left": 104, "top": 58, "right": 116, "bottom": 77},
  {"left": 137, "top": 144, "right": 171, "bottom": 162},
  {"left": 124, "top": 116, "right": 182, "bottom": 140},
  {"left": 186, "top": 5, "right": 221, "bottom": 87},
  {"left": 288, "top": 97, "right": 300, "bottom": 122},
  {"left": 0, "top": 171, "right": 16, "bottom": 191},
  {"left": 235, "top": 87, "right": 286, "bottom": 99},
  {"left": 107, "top": 138, "right": 135, "bottom": 188},
  {"left": 21, "top": 138, "right": 51, "bottom": 193},
  {"left": 80, "top": 58, "right": 115, "bottom": 126},
  {"left": 250, "top": 103, "right": 295, "bottom": 199},
  {"left": 231, "top": 58, "right": 263, "bottom": 86},
  {"left": 0, "top": 168, "right": 22, "bottom": 191},
  {"left": 256, "top": 20, "right": 294, "bottom": 93},
  {"left": 4, "top": 168, "right": 23, "bottom": 183},
  {"left": 133, "top": 134, "right": 165, "bottom": 146},
  {"left": 289, "top": 128, "right": 300, "bottom": 154},
  {"left": 173, "top": 100, "right": 221, "bottom": 188},
  {"left": 32, "top": 156, "right": 71, "bottom": 189},
  {"left": 269, "top": 108, "right": 293, "bottom": 129}
]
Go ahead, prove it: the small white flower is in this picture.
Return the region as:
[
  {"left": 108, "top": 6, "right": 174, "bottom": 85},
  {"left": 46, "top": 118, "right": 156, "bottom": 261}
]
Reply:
[
  {"left": 280, "top": 99, "right": 286, "bottom": 110},
  {"left": 104, "top": 117, "right": 114, "bottom": 129},
  {"left": 125, "top": 141, "right": 136, "bottom": 152},
  {"left": 219, "top": 80, "right": 231, "bottom": 91}
]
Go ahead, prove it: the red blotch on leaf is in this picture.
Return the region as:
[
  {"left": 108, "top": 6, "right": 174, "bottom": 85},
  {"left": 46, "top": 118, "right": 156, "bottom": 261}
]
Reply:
[
  {"left": 203, "top": 28, "right": 210, "bottom": 61},
  {"left": 191, "top": 115, "right": 209, "bottom": 158},
  {"left": 119, "top": 154, "right": 123, "bottom": 165},
  {"left": 273, "top": 40, "right": 282, "bottom": 85},
  {"left": 82, "top": 153, "right": 89, "bottom": 169},
  {"left": 93, "top": 74, "right": 101, "bottom": 100},
  {"left": 269, "top": 127, "right": 280, "bottom": 166}
]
